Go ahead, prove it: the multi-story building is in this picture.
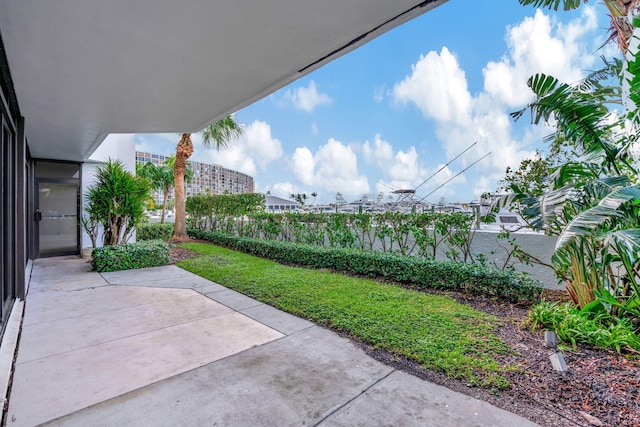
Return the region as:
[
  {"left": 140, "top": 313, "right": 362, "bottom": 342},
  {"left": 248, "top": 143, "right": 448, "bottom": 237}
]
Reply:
[{"left": 136, "top": 151, "right": 255, "bottom": 205}]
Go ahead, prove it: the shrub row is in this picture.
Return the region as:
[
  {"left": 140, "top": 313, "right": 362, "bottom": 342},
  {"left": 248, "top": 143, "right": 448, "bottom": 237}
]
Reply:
[
  {"left": 188, "top": 229, "right": 543, "bottom": 303},
  {"left": 92, "top": 239, "right": 170, "bottom": 272},
  {"left": 185, "top": 210, "right": 479, "bottom": 261},
  {"left": 137, "top": 223, "right": 174, "bottom": 241}
]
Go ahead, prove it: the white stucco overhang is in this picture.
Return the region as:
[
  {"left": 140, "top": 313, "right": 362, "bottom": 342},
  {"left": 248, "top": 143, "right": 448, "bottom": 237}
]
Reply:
[{"left": 0, "top": 0, "right": 447, "bottom": 161}]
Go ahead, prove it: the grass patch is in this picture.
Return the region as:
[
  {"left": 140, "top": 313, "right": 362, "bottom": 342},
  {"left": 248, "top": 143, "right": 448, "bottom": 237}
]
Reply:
[{"left": 178, "top": 242, "right": 515, "bottom": 388}]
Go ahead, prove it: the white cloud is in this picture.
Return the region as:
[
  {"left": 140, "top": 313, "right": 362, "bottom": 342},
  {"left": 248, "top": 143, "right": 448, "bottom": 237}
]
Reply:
[
  {"left": 291, "top": 138, "right": 369, "bottom": 197},
  {"left": 393, "top": 47, "right": 472, "bottom": 125},
  {"left": 362, "top": 134, "right": 426, "bottom": 184},
  {"left": 483, "top": 7, "right": 598, "bottom": 107},
  {"left": 267, "top": 182, "right": 301, "bottom": 199},
  {"left": 391, "top": 7, "right": 599, "bottom": 198},
  {"left": 389, "top": 147, "right": 423, "bottom": 182},
  {"left": 197, "top": 120, "right": 283, "bottom": 177},
  {"left": 362, "top": 134, "right": 394, "bottom": 167},
  {"left": 361, "top": 134, "right": 470, "bottom": 200},
  {"left": 373, "top": 84, "right": 386, "bottom": 102},
  {"left": 282, "top": 80, "right": 332, "bottom": 112}
]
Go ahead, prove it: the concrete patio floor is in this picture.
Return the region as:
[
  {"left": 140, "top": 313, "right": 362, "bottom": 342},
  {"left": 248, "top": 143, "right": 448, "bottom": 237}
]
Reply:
[{"left": 6, "top": 256, "right": 539, "bottom": 426}]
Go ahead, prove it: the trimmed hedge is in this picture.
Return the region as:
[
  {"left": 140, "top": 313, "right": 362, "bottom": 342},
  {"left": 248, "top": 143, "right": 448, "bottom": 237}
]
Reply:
[
  {"left": 92, "top": 239, "right": 170, "bottom": 272},
  {"left": 188, "top": 229, "right": 543, "bottom": 303},
  {"left": 137, "top": 223, "right": 174, "bottom": 241}
]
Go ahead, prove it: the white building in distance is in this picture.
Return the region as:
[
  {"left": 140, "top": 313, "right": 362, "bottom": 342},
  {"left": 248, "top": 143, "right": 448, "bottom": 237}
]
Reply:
[{"left": 136, "top": 151, "right": 255, "bottom": 205}]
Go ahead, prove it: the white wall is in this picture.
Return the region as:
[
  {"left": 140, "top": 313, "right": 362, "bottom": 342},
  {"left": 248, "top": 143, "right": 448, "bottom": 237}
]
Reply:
[
  {"left": 88, "top": 134, "right": 136, "bottom": 171},
  {"left": 80, "top": 134, "right": 136, "bottom": 249}
]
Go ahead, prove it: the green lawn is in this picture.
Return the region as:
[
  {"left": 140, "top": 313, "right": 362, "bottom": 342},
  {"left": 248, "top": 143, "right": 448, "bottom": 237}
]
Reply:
[{"left": 178, "top": 242, "right": 515, "bottom": 388}]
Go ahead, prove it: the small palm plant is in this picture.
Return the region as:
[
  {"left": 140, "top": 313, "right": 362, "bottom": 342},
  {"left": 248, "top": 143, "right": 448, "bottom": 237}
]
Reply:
[{"left": 86, "top": 159, "right": 151, "bottom": 246}]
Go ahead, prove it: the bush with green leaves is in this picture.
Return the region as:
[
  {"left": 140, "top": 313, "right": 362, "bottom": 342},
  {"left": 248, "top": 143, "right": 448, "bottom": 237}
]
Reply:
[
  {"left": 92, "top": 239, "right": 170, "bottom": 272},
  {"left": 185, "top": 208, "right": 481, "bottom": 265},
  {"left": 137, "top": 223, "right": 174, "bottom": 241},
  {"left": 185, "top": 193, "right": 265, "bottom": 231},
  {"left": 85, "top": 159, "right": 150, "bottom": 246},
  {"left": 188, "top": 229, "right": 542, "bottom": 303}
]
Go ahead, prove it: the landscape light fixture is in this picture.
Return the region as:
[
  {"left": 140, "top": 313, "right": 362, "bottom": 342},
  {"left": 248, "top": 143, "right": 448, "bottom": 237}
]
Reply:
[
  {"left": 544, "top": 331, "right": 568, "bottom": 373},
  {"left": 544, "top": 330, "right": 558, "bottom": 349}
]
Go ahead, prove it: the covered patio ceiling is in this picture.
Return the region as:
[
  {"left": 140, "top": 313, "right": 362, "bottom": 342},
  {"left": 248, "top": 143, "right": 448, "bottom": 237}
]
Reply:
[{"left": 0, "top": 0, "right": 447, "bottom": 161}]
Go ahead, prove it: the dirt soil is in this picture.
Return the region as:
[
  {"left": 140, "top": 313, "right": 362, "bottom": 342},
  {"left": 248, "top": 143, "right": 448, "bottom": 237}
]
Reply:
[{"left": 169, "top": 243, "right": 640, "bottom": 427}]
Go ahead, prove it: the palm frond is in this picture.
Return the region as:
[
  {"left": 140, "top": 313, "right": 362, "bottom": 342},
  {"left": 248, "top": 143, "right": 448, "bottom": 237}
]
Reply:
[
  {"left": 576, "top": 56, "right": 623, "bottom": 95},
  {"left": 201, "top": 115, "right": 244, "bottom": 150},
  {"left": 549, "top": 161, "right": 599, "bottom": 188},
  {"left": 517, "top": 0, "right": 584, "bottom": 11}
]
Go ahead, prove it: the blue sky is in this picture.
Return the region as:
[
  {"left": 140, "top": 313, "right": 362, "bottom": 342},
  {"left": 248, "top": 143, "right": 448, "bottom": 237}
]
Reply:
[{"left": 136, "top": 0, "right": 616, "bottom": 204}]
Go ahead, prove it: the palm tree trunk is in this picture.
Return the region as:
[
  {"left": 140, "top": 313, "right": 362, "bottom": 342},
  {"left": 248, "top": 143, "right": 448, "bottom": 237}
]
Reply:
[
  {"left": 172, "top": 133, "right": 194, "bottom": 239},
  {"left": 161, "top": 184, "right": 169, "bottom": 224}
]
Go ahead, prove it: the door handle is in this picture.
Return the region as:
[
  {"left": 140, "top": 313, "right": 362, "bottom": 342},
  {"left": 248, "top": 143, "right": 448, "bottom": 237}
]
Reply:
[{"left": 34, "top": 210, "right": 42, "bottom": 221}]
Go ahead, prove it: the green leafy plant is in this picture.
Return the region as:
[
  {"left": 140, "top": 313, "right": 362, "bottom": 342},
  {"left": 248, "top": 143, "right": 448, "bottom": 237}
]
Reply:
[
  {"left": 185, "top": 193, "right": 265, "bottom": 232},
  {"left": 85, "top": 159, "right": 150, "bottom": 246},
  {"left": 92, "top": 239, "right": 170, "bottom": 272},
  {"left": 137, "top": 223, "right": 174, "bottom": 241},
  {"left": 528, "top": 301, "right": 640, "bottom": 353}
]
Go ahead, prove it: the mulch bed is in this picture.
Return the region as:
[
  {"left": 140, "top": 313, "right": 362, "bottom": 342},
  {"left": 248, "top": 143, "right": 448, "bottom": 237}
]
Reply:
[{"left": 169, "top": 242, "right": 640, "bottom": 427}]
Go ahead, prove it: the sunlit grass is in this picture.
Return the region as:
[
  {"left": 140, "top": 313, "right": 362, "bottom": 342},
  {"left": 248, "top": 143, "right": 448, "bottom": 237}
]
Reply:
[{"left": 178, "top": 242, "right": 514, "bottom": 388}]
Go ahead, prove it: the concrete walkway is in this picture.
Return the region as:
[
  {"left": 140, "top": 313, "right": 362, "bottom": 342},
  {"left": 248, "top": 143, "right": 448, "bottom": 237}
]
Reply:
[{"left": 6, "top": 256, "right": 539, "bottom": 426}]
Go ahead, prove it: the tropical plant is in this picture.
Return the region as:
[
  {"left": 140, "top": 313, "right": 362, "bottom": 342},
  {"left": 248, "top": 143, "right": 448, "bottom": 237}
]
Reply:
[
  {"left": 137, "top": 159, "right": 172, "bottom": 224},
  {"left": 173, "top": 115, "right": 243, "bottom": 239},
  {"left": 492, "top": 17, "right": 640, "bottom": 321},
  {"left": 85, "top": 159, "right": 150, "bottom": 246}
]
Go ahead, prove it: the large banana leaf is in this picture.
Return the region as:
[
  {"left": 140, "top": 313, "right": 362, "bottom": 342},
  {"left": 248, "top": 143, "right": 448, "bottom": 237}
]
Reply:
[
  {"left": 513, "top": 73, "right": 612, "bottom": 158},
  {"left": 605, "top": 228, "right": 640, "bottom": 263},
  {"left": 521, "top": 185, "right": 572, "bottom": 230},
  {"left": 556, "top": 185, "right": 640, "bottom": 249},
  {"left": 626, "top": 17, "right": 640, "bottom": 122}
]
